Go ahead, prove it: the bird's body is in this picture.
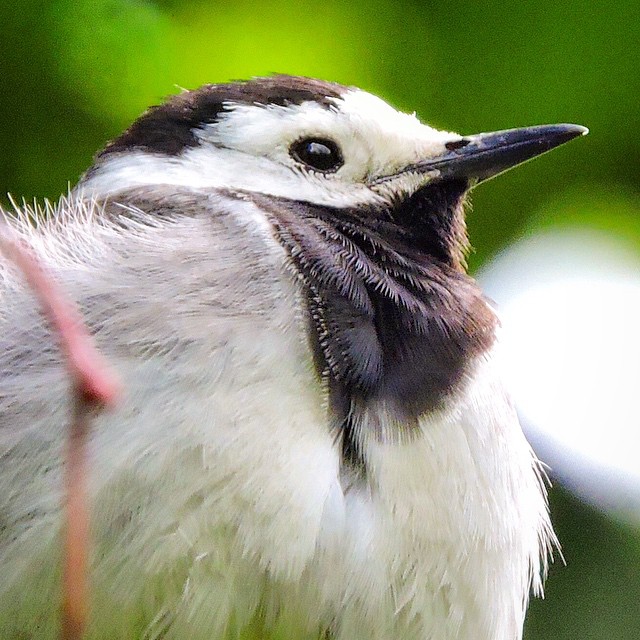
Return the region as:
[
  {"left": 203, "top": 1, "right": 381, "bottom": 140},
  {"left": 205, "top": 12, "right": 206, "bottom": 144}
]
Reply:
[{"left": 0, "top": 76, "right": 583, "bottom": 640}]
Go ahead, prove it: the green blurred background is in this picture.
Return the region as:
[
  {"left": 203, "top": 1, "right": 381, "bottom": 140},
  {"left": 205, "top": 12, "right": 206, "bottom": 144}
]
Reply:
[{"left": 1, "top": 1, "right": 639, "bottom": 638}]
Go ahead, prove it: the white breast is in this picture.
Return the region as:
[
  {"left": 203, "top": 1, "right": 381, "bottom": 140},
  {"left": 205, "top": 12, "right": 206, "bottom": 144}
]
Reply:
[{"left": 246, "top": 347, "right": 553, "bottom": 640}]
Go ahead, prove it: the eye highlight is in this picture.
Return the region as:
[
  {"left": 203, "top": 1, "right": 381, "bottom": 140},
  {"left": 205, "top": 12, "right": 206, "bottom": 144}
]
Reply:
[{"left": 290, "top": 137, "right": 343, "bottom": 173}]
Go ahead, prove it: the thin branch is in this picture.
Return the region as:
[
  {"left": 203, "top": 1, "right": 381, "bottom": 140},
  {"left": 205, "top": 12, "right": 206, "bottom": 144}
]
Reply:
[{"left": 0, "top": 226, "right": 121, "bottom": 640}]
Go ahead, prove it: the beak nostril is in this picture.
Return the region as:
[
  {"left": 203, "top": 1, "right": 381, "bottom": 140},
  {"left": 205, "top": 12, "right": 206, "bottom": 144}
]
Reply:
[{"left": 445, "top": 138, "right": 471, "bottom": 151}]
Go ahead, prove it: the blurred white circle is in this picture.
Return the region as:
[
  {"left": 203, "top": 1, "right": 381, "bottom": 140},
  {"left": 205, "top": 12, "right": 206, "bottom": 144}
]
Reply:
[{"left": 479, "top": 227, "right": 640, "bottom": 525}]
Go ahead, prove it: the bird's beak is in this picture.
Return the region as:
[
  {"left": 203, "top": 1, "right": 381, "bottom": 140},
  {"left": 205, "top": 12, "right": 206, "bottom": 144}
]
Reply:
[{"left": 415, "top": 124, "right": 588, "bottom": 183}]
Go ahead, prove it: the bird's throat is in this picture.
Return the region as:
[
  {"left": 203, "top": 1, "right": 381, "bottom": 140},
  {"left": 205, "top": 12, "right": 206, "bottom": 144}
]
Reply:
[{"left": 245, "top": 186, "right": 498, "bottom": 470}]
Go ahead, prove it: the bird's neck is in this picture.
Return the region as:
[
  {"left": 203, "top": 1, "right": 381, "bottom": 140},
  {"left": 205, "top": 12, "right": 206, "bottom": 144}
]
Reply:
[{"left": 243, "top": 190, "right": 498, "bottom": 469}]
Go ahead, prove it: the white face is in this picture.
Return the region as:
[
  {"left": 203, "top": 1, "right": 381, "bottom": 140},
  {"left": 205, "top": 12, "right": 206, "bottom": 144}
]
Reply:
[{"left": 79, "top": 89, "right": 465, "bottom": 208}]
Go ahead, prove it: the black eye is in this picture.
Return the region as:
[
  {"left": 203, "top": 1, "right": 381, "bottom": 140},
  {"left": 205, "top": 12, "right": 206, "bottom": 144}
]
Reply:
[{"left": 290, "top": 137, "right": 343, "bottom": 172}]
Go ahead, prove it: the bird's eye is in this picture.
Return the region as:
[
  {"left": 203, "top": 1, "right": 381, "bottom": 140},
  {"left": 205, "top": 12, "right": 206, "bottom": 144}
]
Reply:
[{"left": 290, "top": 137, "right": 343, "bottom": 173}]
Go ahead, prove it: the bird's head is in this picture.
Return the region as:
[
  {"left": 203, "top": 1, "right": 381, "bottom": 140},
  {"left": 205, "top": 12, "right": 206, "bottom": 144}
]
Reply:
[
  {"left": 80, "top": 75, "right": 585, "bottom": 271},
  {"left": 79, "top": 76, "right": 586, "bottom": 451}
]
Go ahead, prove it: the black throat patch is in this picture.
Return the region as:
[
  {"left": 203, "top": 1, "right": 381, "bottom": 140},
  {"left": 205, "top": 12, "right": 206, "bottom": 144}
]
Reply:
[{"left": 246, "top": 181, "right": 497, "bottom": 470}]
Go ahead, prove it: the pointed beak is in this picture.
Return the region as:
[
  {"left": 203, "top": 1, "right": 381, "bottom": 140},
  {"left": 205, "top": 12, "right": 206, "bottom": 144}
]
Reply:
[{"left": 415, "top": 123, "right": 588, "bottom": 183}]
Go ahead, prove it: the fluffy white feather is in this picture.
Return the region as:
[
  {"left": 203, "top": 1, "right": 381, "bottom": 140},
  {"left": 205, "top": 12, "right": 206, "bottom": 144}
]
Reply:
[{"left": 0, "top": 192, "right": 553, "bottom": 640}]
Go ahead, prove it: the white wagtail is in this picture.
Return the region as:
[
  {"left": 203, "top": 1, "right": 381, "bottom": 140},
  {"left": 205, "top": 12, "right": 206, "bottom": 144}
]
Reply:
[{"left": 0, "top": 75, "right": 587, "bottom": 640}]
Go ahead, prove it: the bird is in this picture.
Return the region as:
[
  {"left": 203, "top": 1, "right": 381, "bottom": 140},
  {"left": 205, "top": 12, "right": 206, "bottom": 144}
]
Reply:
[{"left": 0, "top": 75, "right": 586, "bottom": 640}]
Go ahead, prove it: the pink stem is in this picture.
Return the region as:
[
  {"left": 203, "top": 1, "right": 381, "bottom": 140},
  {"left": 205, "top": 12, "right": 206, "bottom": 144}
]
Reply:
[{"left": 0, "top": 228, "right": 121, "bottom": 640}]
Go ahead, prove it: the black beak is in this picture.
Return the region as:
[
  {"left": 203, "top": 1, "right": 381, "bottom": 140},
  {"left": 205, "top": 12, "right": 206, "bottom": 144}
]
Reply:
[{"left": 415, "top": 124, "right": 588, "bottom": 183}]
